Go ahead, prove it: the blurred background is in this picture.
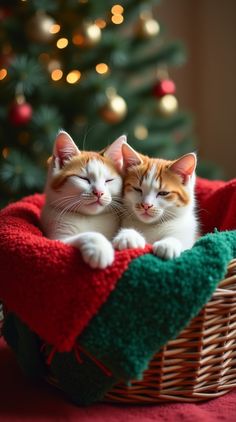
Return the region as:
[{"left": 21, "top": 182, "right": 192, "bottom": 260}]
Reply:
[
  {"left": 0, "top": 0, "right": 235, "bottom": 206},
  {"left": 159, "top": 0, "right": 236, "bottom": 181}
]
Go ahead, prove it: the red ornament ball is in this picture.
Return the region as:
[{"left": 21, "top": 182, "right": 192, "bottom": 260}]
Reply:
[
  {"left": 153, "top": 79, "right": 176, "bottom": 98},
  {"left": 9, "top": 101, "right": 33, "bottom": 126}
]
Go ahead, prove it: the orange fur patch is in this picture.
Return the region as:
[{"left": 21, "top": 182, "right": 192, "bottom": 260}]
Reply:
[
  {"left": 124, "top": 155, "right": 190, "bottom": 206},
  {"left": 51, "top": 151, "right": 120, "bottom": 190}
]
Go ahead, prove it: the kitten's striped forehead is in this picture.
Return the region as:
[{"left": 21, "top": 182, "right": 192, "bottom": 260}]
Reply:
[
  {"left": 85, "top": 158, "right": 111, "bottom": 179},
  {"left": 142, "top": 164, "right": 160, "bottom": 187}
]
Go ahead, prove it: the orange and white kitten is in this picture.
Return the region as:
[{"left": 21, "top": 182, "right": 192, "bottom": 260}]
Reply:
[
  {"left": 41, "top": 131, "right": 125, "bottom": 269},
  {"left": 113, "top": 144, "right": 198, "bottom": 259}
]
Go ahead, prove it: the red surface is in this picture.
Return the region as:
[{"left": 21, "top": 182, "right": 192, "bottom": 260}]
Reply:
[{"left": 0, "top": 338, "right": 236, "bottom": 421}]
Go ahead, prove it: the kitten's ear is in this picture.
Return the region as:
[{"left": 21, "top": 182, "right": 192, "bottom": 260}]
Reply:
[
  {"left": 122, "top": 143, "right": 143, "bottom": 169},
  {"left": 169, "top": 153, "right": 197, "bottom": 183},
  {"left": 53, "top": 130, "right": 80, "bottom": 169},
  {"left": 104, "top": 135, "right": 127, "bottom": 171}
]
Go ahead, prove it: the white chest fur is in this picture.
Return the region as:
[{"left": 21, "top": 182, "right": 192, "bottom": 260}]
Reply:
[
  {"left": 121, "top": 211, "right": 197, "bottom": 250},
  {"left": 41, "top": 204, "right": 119, "bottom": 241}
]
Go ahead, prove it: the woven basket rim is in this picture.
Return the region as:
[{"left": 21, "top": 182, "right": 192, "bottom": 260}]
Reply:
[{"left": 105, "top": 259, "right": 236, "bottom": 403}]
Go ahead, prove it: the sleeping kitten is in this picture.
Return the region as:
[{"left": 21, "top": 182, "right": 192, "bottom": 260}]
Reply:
[
  {"left": 41, "top": 130, "right": 125, "bottom": 269},
  {"left": 113, "top": 143, "right": 198, "bottom": 259}
]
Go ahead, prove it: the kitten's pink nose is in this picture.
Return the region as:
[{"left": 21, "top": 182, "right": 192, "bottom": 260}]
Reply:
[
  {"left": 93, "top": 189, "right": 104, "bottom": 198},
  {"left": 141, "top": 203, "right": 153, "bottom": 210}
]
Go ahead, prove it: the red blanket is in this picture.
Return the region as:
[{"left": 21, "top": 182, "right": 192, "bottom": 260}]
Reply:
[{"left": 0, "top": 177, "right": 235, "bottom": 353}]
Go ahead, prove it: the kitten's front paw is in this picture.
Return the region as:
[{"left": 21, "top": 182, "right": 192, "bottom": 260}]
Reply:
[
  {"left": 78, "top": 233, "right": 114, "bottom": 269},
  {"left": 113, "top": 229, "right": 146, "bottom": 250},
  {"left": 153, "top": 237, "right": 182, "bottom": 260}
]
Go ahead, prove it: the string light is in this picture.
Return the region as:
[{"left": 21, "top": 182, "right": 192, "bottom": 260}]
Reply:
[
  {"left": 95, "top": 63, "right": 109, "bottom": 75},
  {"left": 2, "top": 147, "right": 9, "bottom": 159},
  {"left": 57, "top": 38, "right": 69, "bottom": 49},
  {"left": 50, "top": 24, "right": 61, "bottom": 34},
  {"left": 66, "top": 70, "right": 81, "bottom": 84},
  {"left": 95, "top": 19, "right": 107, "bottom": 29},
  {"left": 0, "top": 69, "right": 7, "bottom": 80},
  {"left": 51, "top": 69, "right": 63, "bottom": 81},
  {"left": 134, "top": 125, "right": 148, "bottom": 140},
  {"left": 111, "top": 14, "right": 124, "bottom": 24},
  {"left": 111, "top": 3, "right": 124, "bottom": 24},
  {"left": 111, "top": 4, "right": 124, "bottom": 15},
  {"left": 86, "top": 24, "right": 101, "bottom": 41}
]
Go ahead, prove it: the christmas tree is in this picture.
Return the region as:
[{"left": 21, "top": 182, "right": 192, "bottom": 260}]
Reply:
[{"left": 0, "top": 0, "right": 216, "bottom": 207}]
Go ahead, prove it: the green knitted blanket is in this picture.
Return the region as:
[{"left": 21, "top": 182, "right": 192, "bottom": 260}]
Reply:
[{"left": 3, "top": 230, "right": 236, "bottom": 405}]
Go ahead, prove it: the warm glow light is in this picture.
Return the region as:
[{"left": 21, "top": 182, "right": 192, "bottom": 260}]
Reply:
[
  {"left": 134, "top": 125, "right": 148, "bottom": 140},
  {"left": 143, "top": 19, "right": 160, "bottom": 37},
  {"left": 50, "top": 24, "right": 61, "bottom": 34},
  {"left": 96, "top": 63, "right": 109, "bottom": 75},
  {"left": 66, "top": 70, "right": 81, "bottom": 84},
  {"left": 111, "top": 4, "right": 124, "bottom": 15},
  {"left": 95, "top": 18, "right": 107, "bottom": 29},
  {"left": 72, "top": 34, "right": 85, "bottom": 45},
  {"left": 2, "top": 147, "right": 9, "bottom": 159},
  {"left": 0, "top": 68, "right": 7, "bottom": 80},
  {"left": 111, "top": 14, "right": 124, "bottom": 24},
  {"left": 87, "top": 24, "right": 101, "bottom": 40},
  {"left": 57, "top": 38, "right": 69, "bottom": 49},
  {"left": 51, "top": 69, "right": 63, "bottom": 81}
]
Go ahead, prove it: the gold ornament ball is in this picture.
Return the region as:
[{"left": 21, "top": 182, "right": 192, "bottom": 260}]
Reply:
[
  {"left": 73, "top": 22, "right": 101, "bottom": 47},
  {"left": 156, "top": 94, "right": 178, "bottom": 117},
  {"left": 100, "top": 94, "right": 127, "bottom": 124},
  {"left": 26, "top": 11, "right": 56, "bottom": 43},
  {"left": 136, "top": 13, "right": 160, "bottom": 38}
]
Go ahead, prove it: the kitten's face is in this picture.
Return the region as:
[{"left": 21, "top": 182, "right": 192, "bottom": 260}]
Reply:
[
  {"left": 122, "top": 144, "right": 196, "bottom": 224},
  {"left": 46, "top": 131, "right": 125, "bottom": 216}
]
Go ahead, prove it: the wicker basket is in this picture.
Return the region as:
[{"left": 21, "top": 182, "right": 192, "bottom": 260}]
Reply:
[
  {"left": 1, "top": 260, "right": 236, "bottom": 404},
  {"left": 105, "top": 259, "right": 236, "bottom": 403}
]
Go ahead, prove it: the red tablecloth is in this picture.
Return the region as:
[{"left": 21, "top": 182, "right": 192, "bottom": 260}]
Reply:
[{"left": 1, "top": 338, "right": 235, "bottom": 422}]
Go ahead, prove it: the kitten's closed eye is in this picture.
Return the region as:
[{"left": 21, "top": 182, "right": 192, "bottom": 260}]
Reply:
[
  {"left": 78, "top": 176, "right": 90, "bottom": 183},
  {"left": 133, "top": 187, "right": 142, "bottom": 193},
  {"left": 157, "top": 191, "right": 169, "bottom": 197},
  {"left": 105, "top": 178, "right": 114, "bottom": 183}
]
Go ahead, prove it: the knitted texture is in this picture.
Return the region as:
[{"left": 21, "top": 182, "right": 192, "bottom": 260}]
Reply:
[
  {"left": 0, "top": 177, "right": 236, "bottom": 405},
  {"left": 3, "top": 230, "right": 236, "bottom": 405},
  {"left": 0, "top": 194, "right": 150, "bottom": 352},
  {"left": 47, "top": 230, "right": 236, "bottom": 405}
]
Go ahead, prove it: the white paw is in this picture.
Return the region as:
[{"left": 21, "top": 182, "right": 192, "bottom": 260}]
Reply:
[
  {"left": 153, "top": 237, "right": 182, "bottom": 260},
  {"left": 77, "top": 233, "right": 114, "bottom": 269},
  {"left": 112, "top": 229, "right": 146, "bottom": 250}
]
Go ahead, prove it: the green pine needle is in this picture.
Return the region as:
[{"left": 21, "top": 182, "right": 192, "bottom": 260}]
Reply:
[
  {"left": 0, "top": 150, "right": 45, "bottom": 193},
  {"left": 31, "top": 105, "right": 63, "bottom": 133},
  {"left": 8, "top": 56, "right": 46, "bottom": 96}
]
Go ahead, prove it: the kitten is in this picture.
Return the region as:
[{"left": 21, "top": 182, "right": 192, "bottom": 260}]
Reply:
[
  {"left": 113, "top": 143, "right": 198, "bottom": 259},
  {"left": 41, "top": 130, "right": 126, "bottom": 269}
]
